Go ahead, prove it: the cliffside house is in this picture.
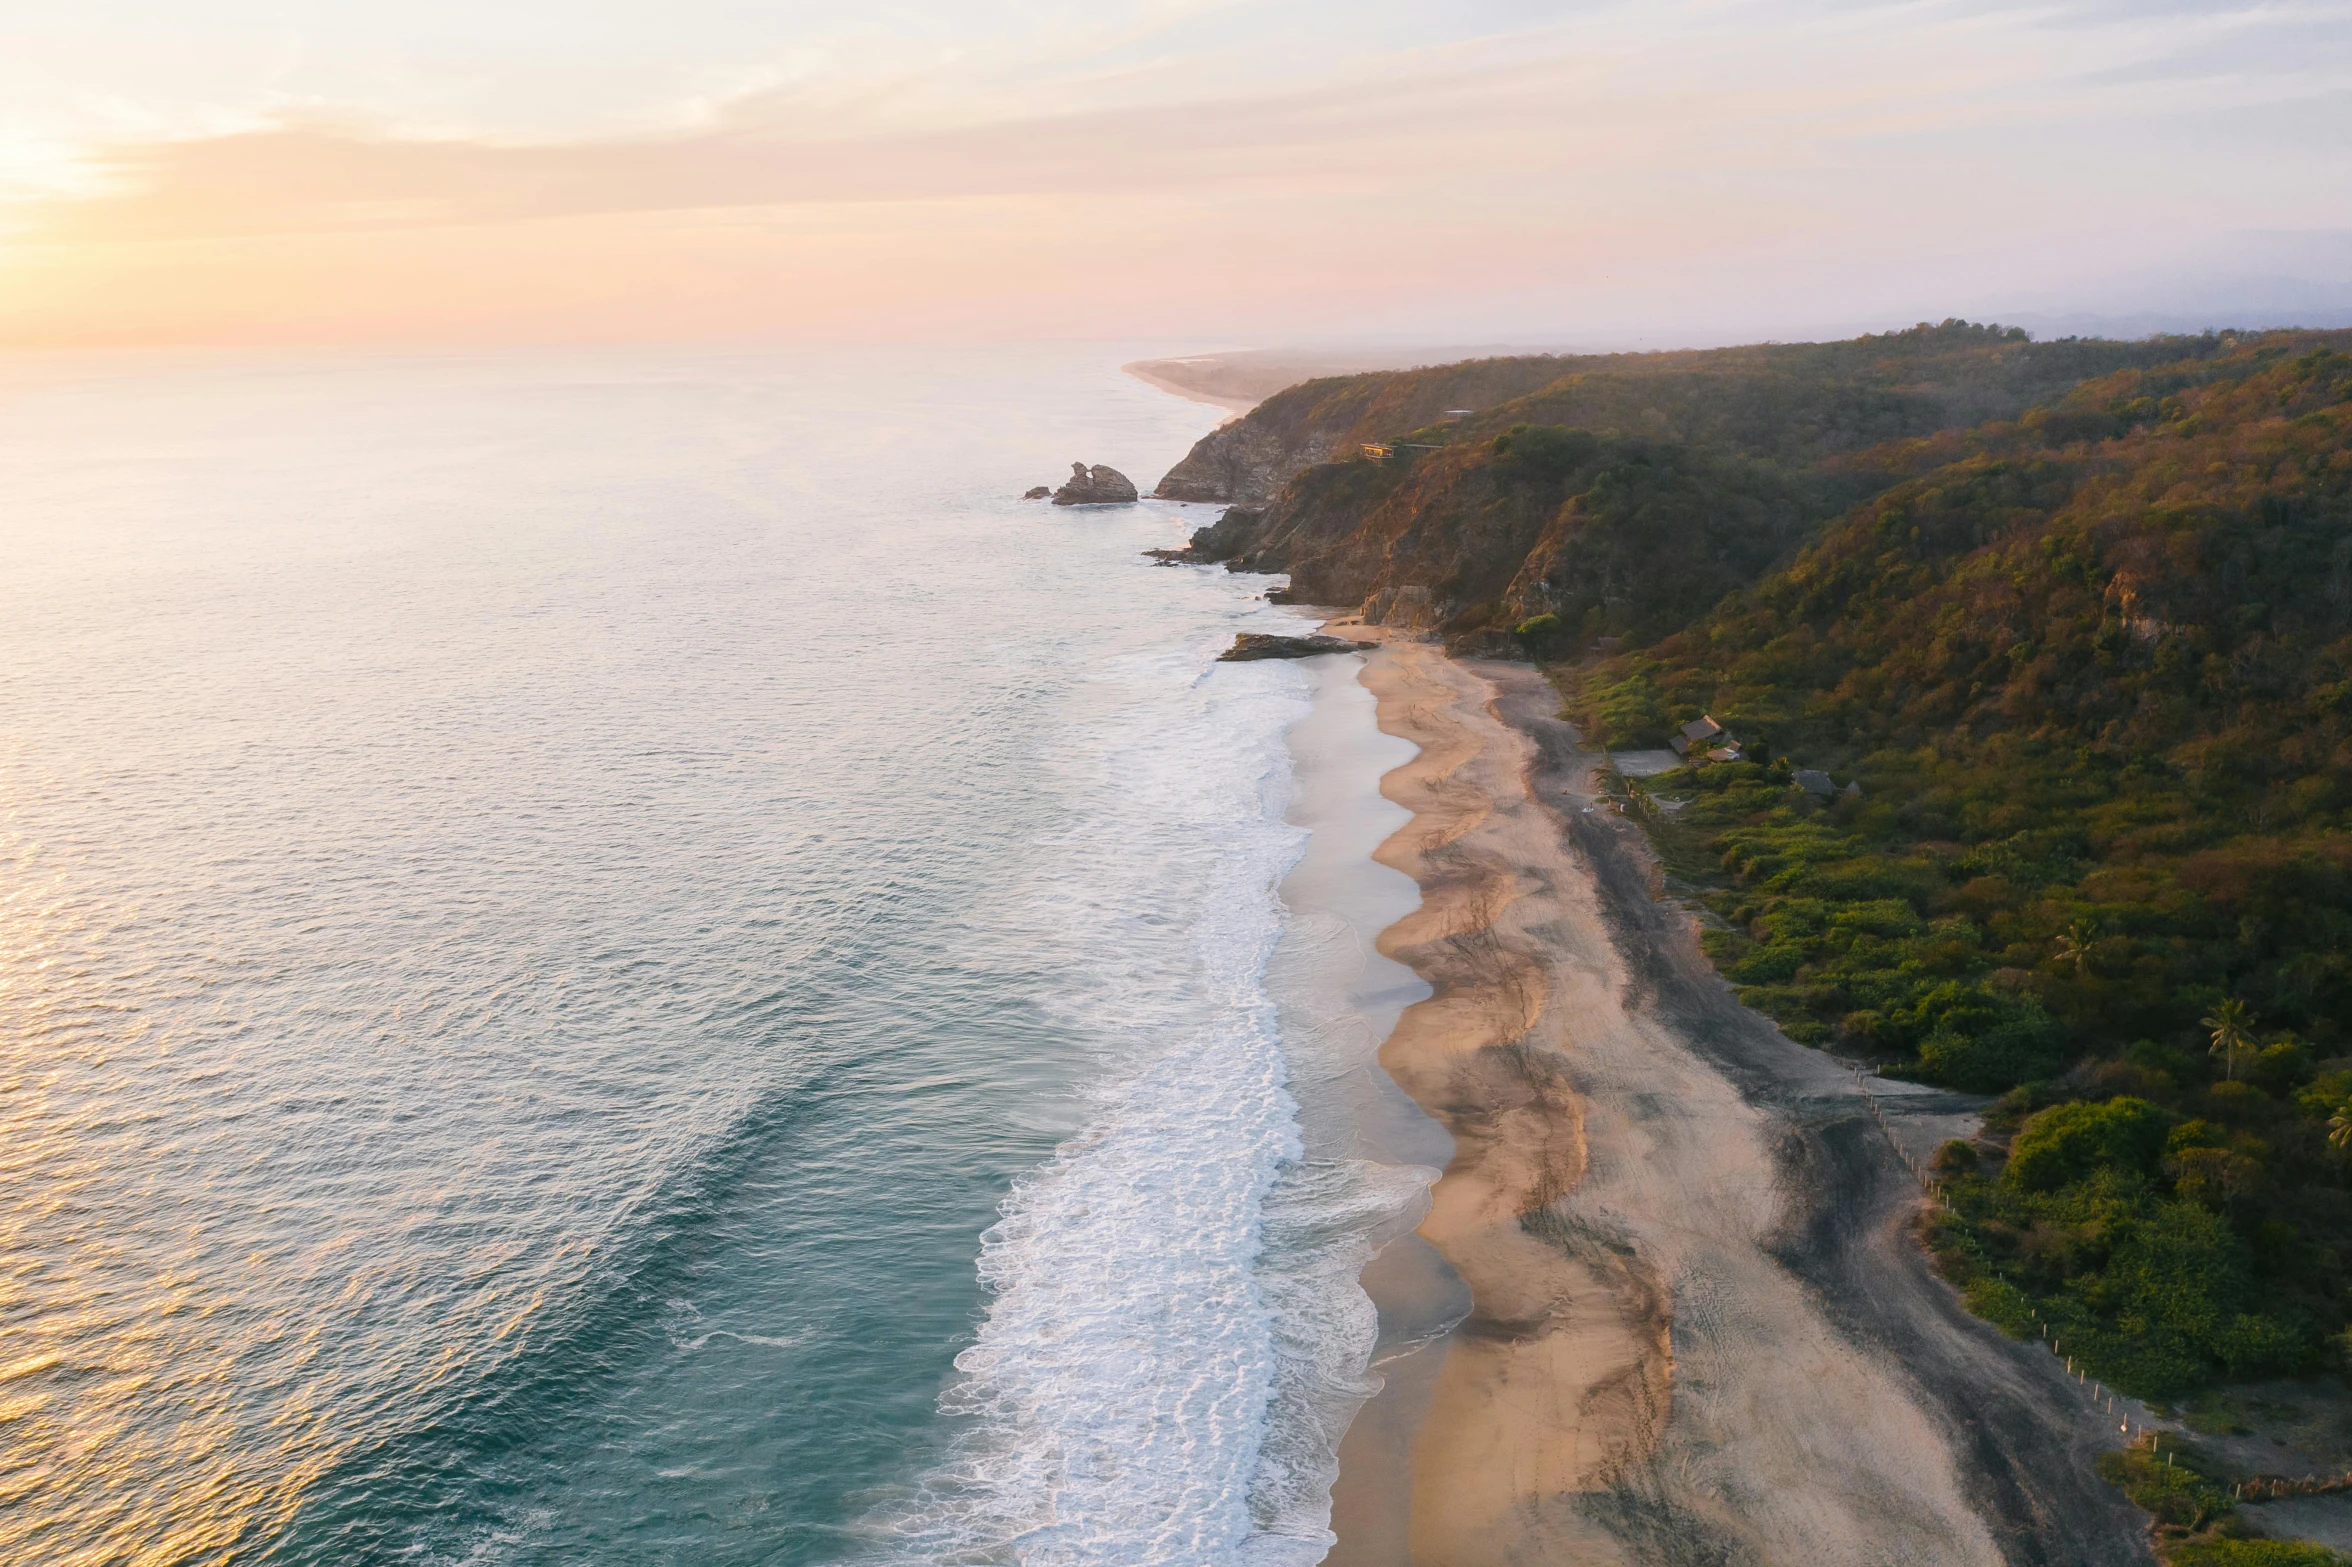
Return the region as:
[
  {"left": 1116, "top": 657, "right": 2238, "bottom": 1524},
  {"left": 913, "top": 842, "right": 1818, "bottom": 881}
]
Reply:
[
  {"left": 1794, "top": 768, "right": 1835, "bottom": 796},
  {"left": 1669, "top": 715, "right": 1725, "bottom": 756},
  {"left": 1361, "top": 442, "right": 1395, "bottom": 461}
]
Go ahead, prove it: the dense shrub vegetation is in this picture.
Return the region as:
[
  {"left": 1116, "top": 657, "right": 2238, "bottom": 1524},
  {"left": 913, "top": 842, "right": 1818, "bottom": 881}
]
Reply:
[
  {"left": 2096, "top": 1441, "right": 2235, "bottom": 1535},
  {"left": 1204, "top": 319, "right": 2203, "bottom": 629},
  {"left": 1488, "top": 427, "right": 1819, "bottom": 642},
  {"left": 2170, "top": 1544, "right": 2352, "bottom": 1566},
  {"left": 2087, "top": 1434, "right": 2351, "bottom": 1562},
  {"left": 1563, "top": 332, "right": 2352, "bottom": 1400}
]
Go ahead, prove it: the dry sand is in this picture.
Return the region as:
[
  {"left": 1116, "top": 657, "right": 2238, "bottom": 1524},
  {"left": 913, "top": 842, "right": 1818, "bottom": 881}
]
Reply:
[
  {"left": 1123, "top": 345, "right": 1581, "bottom": 415},
  {"left": 1120, "top": 360, "right": 1263, "bottom": 419},
  {"left": 1329, "top": 632, "right": 2152, "bottom": 1567}
]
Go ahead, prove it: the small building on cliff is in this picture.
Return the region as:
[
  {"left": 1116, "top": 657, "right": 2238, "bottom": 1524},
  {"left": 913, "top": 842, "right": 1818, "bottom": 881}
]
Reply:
[{"left": 1669, "top": 715, "right": 1726, "bottom": 756}]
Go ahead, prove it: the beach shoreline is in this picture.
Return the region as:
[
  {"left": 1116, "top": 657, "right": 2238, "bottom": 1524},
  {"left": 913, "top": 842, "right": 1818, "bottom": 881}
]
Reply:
[
  {"left": 1256, "top": 644, "right": 1460, "bottom": 1564},
  {"left": 1120, "top": 359, "right": 1260, "bottom": 419},
  {"left": 1312, "top": 627, "right": 2149, "bottom": 1565}
]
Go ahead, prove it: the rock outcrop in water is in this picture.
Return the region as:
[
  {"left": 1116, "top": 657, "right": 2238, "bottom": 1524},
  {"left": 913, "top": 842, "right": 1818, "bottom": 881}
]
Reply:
[
  {"left": 1215, "top": 632, "right": 1375, "bottom": 661},
  {"left": 1051, "top": 462, "right": 1139, "bottom": 506},
  {"left": 1022, "top": 485, "right": 1051, "bottom": 499},
  {"left": 1142, "top": 506, "right": 1262, "bottom": 565}
]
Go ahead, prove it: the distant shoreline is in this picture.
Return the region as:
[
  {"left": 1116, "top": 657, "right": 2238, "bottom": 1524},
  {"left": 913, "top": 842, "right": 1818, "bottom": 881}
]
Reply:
[
  {"left": 1125, "top": 342, "right": 1577, "bottom": 421},
  {"left": 1119, "top": 358, "right": 1260, "bottom": 419}
]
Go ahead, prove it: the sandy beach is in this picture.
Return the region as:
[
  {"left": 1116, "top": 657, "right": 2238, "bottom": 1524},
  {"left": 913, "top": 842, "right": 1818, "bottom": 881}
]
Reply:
[
  {"left": 1121, "top": 359, "right": 1262, "bottom": 419},
  {"left": 1317, "top": 630, "right": 2152, "bottom": 1566}
]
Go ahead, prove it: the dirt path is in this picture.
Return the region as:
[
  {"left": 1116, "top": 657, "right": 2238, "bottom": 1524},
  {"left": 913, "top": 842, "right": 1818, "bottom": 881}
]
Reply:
[{"left": 1344, "top": 636, "right": 2150, "bottom": 1566}]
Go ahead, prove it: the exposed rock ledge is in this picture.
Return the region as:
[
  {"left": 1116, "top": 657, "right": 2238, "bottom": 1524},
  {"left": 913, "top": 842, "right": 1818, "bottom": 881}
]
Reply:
[
  {"left": 1051, "top": 462, "right": 1139, "bottom": 506},
  {"left": 1216, "top": 632, "right": 1376, "bottom": 662},
  {"left": 1141, "top": 506, "right": 1262, "bottom": 565}
]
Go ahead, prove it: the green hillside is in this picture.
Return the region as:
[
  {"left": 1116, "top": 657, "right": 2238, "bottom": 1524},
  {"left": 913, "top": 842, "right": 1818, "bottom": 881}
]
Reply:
[
  {"left": 1561, "top": 330, "right": 2352, "bottom": 1398},
  {"left": 1170, "top": 322, "right": 2206, "bottom": 642}
]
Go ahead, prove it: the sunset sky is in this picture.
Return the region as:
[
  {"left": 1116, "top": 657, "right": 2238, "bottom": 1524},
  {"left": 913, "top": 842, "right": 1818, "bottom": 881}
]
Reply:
[{"left": 4, "top": 0, "right": 2349, "bottom": 346}]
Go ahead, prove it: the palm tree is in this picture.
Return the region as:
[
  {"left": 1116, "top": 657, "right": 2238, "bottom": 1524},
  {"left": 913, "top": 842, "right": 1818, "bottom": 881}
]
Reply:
[
  {"left": 2203, "top": 998, "right": 2253, "bottom": 1083},
  {"left": 2329, "top": 1103, "right": 2352, "bottom": 1153},
  {"left": 2053, "top": 922, "right": 2095, "bottom": 977}
]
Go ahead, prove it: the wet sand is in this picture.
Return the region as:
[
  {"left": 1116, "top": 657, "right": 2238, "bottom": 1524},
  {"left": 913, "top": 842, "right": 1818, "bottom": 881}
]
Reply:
[
  {"left": 1264, "top": 653, "right": 1466, "bottom": 1315},
  {"left": 1328, "top": 632, "right": 2152, "bottom": 1566}
]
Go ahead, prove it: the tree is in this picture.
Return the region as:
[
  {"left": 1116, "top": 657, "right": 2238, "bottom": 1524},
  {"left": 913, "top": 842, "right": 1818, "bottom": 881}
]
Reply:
[
  {"left": 2329, "top": 1102, "right": 2352, "bottom": 1153},
  {"left": 2053, "top": 921, "right": 2095, "bottom": 977},
  {"left": 2003, "top": 1097, "right": 2171, "bottom": 1192},
  {"left": 2203, "top": 998, "right": 2254, "bottom": 1083}
]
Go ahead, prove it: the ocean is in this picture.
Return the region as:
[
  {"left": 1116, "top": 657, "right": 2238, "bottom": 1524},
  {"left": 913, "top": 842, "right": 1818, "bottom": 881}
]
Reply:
[{"left": 0, "top": 345, "right": 1438, "bottom": 1565}]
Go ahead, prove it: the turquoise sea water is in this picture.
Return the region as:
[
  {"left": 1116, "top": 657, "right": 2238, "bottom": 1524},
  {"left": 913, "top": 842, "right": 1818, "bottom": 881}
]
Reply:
[{"left": 0, "top": 346, "right": 1429, "bottom": 1565}]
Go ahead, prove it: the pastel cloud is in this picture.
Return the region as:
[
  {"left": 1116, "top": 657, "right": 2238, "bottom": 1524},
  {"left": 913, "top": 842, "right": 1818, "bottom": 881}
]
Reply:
[{"left": 2, "top": 0, "right": 2347, "bottom": 345}]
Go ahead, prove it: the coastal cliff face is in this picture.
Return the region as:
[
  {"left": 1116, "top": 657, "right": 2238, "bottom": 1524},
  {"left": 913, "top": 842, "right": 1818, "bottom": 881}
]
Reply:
[
  {"left": 1160, "top": 322, "right": 2203, "bottom": 645},
  {"left": 1217, "top": 430, "right": 1817, "bottom": 644}
]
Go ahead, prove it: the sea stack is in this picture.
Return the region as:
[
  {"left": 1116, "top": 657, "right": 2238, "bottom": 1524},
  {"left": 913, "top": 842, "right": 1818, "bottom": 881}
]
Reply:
[{"left": 1051, "top": 462, "right": 1139, "bottom": 506}]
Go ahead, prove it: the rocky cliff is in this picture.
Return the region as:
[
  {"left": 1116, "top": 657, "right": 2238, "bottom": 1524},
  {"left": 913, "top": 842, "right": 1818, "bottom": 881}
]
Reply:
[{"left": 1160, "top": 322, "right": 2209, "bottom": 646}]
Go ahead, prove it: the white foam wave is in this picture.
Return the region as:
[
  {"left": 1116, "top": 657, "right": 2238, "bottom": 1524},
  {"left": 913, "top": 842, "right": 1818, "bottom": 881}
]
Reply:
[
  {"left": 868, "top": 626, "right": 1414, "bottom": 1567},
  {"left": 1244, "top": 1156, "right": 1435, "bottom": 1561}
]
